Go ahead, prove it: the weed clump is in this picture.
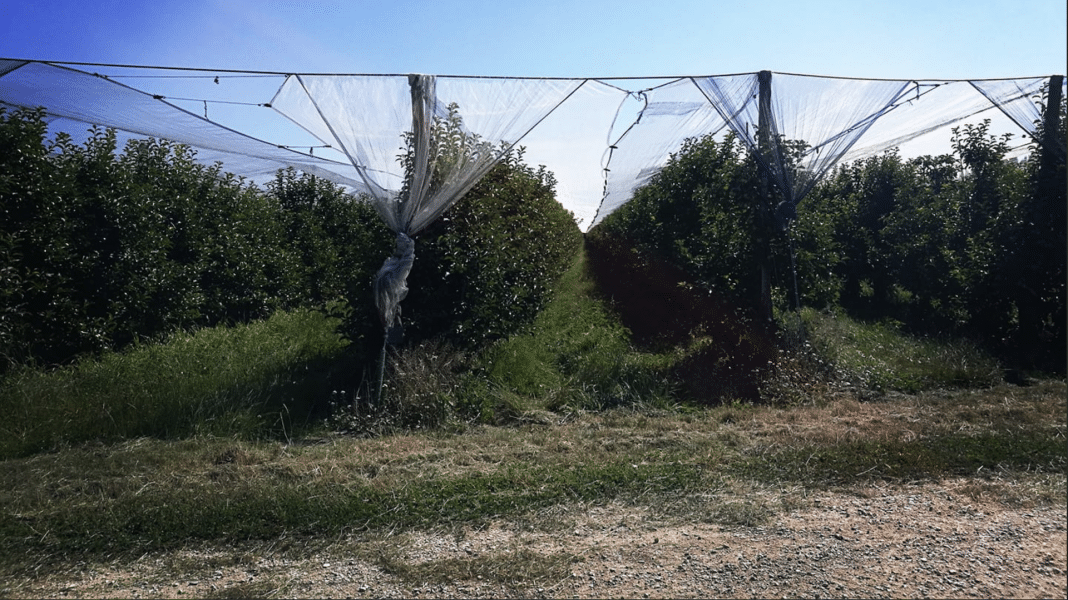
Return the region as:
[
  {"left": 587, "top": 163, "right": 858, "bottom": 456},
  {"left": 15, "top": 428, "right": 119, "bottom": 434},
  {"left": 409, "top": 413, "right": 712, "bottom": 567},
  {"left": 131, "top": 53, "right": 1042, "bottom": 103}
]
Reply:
[{"left": 329, "top": 339, "right": 473, "bottom": 435}]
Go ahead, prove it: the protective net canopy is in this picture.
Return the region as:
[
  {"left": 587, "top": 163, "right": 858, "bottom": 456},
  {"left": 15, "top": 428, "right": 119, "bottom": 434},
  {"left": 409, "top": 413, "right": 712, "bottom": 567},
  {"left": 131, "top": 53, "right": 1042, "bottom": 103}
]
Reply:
[
  {"left": 0, "top": 60, "right": 368, "bottom": 189},
  {"left": 694, "top": 73, "right": 914, "bottom": 225},
  {"left": 268, "top": 73, "right": 583, "bottom": 331},
  {"left": 595, "top": 77, "right": 732, "bottom": 225},
  {"left": 2, "top": 59, "right": 1063, "bottom": 336},
  {"left": 972, "top": 77, "right": 1066, "bottom": 160}
]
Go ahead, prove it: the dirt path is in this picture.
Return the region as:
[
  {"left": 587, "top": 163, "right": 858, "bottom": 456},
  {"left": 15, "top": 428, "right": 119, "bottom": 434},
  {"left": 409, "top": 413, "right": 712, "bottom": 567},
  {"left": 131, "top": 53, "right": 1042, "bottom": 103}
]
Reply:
[{"left": 8, "top": 478, "right": 1065, "bottom": 599}]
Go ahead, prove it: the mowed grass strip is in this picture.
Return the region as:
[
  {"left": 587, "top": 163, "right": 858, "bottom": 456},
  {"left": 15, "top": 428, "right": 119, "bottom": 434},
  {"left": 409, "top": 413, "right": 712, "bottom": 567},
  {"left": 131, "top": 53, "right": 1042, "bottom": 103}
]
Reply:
[
  {"left": 0, "top": 449, "right": 701, "bottom": 558},
  {"left": 732, "top": 429, "right": 1067, "bottom": 485},
  {"left": 3, "top": 380, "right": 1063, "bottom": 566}
]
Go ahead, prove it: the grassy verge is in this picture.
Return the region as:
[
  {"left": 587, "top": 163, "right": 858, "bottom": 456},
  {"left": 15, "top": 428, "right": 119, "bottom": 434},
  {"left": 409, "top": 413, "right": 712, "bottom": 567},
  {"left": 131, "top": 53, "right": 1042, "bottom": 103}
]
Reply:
[
  {"left": 785, "top": 307, "right": 1003, "bottom": 393},
  {"left": 0, "top": 308, "right": 349, "bottom": 459},
  {"left": 476, "top": 247, "right": 677, "bottom": 412},
  {"left": 0, "top": 447, "right": 702, "bottom": 555},
  {"left": 1, "top": 379, "right": 1062, "bottom": 572}
]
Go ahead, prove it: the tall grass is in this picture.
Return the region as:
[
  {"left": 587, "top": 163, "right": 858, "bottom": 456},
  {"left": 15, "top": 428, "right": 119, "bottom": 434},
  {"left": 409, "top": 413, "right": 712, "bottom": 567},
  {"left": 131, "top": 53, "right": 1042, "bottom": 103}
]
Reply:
[
  {"left": 471, "top": 247, "right": 677, "bottom": 414},
  {"left": 0, "top": 309, "right": 349, "bottom": 459},
  {"left": 786, "top": 307, "right": 1003, "bottom": 393}
]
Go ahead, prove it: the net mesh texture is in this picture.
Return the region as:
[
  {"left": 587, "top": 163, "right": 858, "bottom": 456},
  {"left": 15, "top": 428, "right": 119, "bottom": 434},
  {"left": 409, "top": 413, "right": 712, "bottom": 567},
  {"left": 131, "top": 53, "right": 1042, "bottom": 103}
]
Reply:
[{"left": 2, "top": 59, "right": 1063, "bottom": 333}]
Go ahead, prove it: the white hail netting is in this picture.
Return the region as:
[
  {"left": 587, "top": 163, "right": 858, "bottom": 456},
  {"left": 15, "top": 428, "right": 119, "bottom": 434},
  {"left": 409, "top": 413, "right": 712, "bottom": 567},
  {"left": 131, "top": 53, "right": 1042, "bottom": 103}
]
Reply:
[
  {"left": 972, "top": 77, "right": 1067, "bottom": 159},
  {"left": 0, "top": 61, "right": 368, "bottom": 189},
  {"left": 270, "top": 73, "right": 583, "bottom": 333},
  {"left": 515, "top": 79, "right": 630, "bottom": 228},
  {"left": 694, "top": 73, "right": 913, "bottom": 224},
  {"left": 596, "top": 78, "right": 732, "bottom": 225},
  {"left": 271, "top": 74, "right": 583, "bottom": 233},
  {"left": 1, "top": 60, "right": 1062, "bottom": 336}
]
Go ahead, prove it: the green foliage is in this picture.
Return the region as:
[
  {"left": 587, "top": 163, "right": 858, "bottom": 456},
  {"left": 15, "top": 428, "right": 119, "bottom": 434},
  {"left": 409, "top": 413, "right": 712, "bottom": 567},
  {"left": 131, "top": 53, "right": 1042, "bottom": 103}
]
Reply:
[
  {"left": 592, "top": 132, "right": 842, "bottom": 317},
  {"left": 794, "top": 149, "right": 917, "bottom": 312},
  {"left": 0, "top": 109, "right": 393, "bottom": 374},
  {"left": 332, "top": 101, "right": 582, "bottom": 381},
  {"left": 1, "top": 108, "right": 282, "bottom": 368},
  {"left": 2, "top": 106, "right": 587, "bottom": 437},
  {"left": 267, "top": 168, "right": 393, "bottom": 354},
  {"left": 594, "top": 106, "right": 1064, "bottom": 372},
  {"left": 0, "top": 107, "right": 53, "bottom": 366},
  {"left": 800, "top": 116, "right": 1064, "bottom": 370},
  {"left": 396, "top": 101, "right": 499, "bottom": 206},
  {"left": 400, "top": 149, "right": 583, "bottom": 348},
  {"left": 595, "top": 134, "right": 771, "bottom": 306}
]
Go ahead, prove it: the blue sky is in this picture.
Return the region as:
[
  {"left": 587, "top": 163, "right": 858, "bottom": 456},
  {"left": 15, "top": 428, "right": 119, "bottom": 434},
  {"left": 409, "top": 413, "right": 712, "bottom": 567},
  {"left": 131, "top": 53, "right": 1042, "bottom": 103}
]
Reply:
[{"left": 1, "top": 0, "right": 1065, "bottom": 79}]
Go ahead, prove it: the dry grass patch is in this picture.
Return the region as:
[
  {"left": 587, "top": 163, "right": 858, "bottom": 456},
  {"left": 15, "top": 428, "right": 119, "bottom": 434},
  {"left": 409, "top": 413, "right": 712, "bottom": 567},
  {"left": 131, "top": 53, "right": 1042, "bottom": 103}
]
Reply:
[{"left": 710, "top": 380, "right": 1066, "bottom": 450}]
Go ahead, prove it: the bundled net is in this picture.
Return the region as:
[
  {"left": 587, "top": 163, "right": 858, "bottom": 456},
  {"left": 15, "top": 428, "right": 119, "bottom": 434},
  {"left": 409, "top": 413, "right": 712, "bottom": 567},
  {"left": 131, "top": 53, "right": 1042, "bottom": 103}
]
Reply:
[{"left": 269, "top": 73, "right": 584, "bottom": 335}]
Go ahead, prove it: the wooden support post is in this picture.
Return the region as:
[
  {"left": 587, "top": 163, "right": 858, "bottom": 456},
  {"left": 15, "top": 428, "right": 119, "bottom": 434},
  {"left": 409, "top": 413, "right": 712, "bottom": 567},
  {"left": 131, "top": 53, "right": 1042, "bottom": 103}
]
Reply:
[
  {"left": 1042, "top": 74, "right": 1064, "bottom": 246},
  {"left": 756, "top": 70, "right": 774, "bottom": 324},
  {"left": 757, "top": 71, "right": 773, "bottom": 156},
  {"left": 1041, "top": 75, "right": 1063, "bottom": 169},
  {"left": 1039, "top": 75, "right": 1065, "bottom": 252},
  {"left": 1043, "top": 75, "right": 1063, "bottom": 145}
]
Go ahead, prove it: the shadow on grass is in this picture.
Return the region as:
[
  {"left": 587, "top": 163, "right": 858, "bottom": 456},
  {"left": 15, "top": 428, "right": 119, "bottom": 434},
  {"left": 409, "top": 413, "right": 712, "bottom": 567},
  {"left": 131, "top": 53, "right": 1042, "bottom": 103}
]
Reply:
[
  {"left": 0, "top": 461, "right": 702, "bottom": 560},
  {"left": 583, "top": 232, "right": 778, "bottom": 404},
  {"left": 732, "top": 429, "right": 1067, "bottom": 485}
]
